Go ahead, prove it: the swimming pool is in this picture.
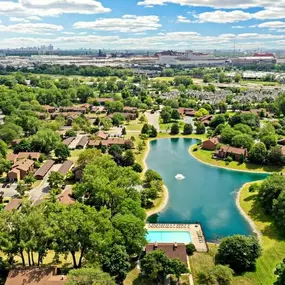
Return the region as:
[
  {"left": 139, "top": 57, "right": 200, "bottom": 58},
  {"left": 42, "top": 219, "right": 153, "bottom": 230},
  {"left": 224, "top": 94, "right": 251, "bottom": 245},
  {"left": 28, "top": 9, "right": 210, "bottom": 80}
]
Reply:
[{"left": 147, "top": 230, "right": 192, "bottom": 243}]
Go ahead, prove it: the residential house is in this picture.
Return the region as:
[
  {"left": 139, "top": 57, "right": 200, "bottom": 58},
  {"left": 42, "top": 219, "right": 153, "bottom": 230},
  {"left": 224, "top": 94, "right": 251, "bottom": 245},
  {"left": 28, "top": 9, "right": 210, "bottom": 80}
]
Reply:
[
  {"left": 4, "top": 199, "right": 22, "bottom": 211},
  {"left": 72, "top": 166, "right": 83, "bottom": 181},
  {"left": 5, "top": 267, "right": 67, "bottom": 285},
  {"left": 7, "top": 159, "right": 35, "bottom": 182},
  {"left": 178, "top": 108, "right": 196, "bottom": 117},
  {"left": 145, "top": 243, "right": 188, "bottom": 266},
  {"left": 42, "top": 105, "right": 57, "bottom": 113},
  {"left": 18, "top": 152, "right": 41, "bottom": 161},
  {"left": 58, "top": 160, "right": 74, "bottom": 176},
  {"left": 34, "top": 160, "right": 55, "bottom": 180},
  {"left": 6, "top": 154, "right": 18, "bottom": 164},
  {"left": 76, "top": 136, "right": 89, "bottom": 149},
  {"left": 202, "top": 136, "right": 221, "bottom": 151},
  {"left": 62, "top": 137, "right": 75, "bottom": 147},
  {"left": 216, "top": 146, "right": 248, "bottom": 161},
  {"left": 198, "top": 115, "right": 214, "bottom": 126},
  {"left": 96, "top": 131, "right": 109, "bottom": 140}
]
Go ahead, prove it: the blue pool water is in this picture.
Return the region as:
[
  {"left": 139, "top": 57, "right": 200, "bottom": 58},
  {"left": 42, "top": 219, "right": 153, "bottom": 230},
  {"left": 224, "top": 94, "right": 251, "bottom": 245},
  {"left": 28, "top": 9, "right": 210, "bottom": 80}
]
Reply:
[
  {"left": 146, "top": 138, "right": 268, "bottom": 241},
  {"left": 147, "top": 230, "right": 192, "bottom": 243}
]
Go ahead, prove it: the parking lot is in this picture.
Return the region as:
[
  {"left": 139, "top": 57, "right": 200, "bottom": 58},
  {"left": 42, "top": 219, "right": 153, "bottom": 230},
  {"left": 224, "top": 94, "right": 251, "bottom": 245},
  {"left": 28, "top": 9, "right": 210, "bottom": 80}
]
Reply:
[{"left": 0, "top": 183, "right": 18, "bottom": 198}]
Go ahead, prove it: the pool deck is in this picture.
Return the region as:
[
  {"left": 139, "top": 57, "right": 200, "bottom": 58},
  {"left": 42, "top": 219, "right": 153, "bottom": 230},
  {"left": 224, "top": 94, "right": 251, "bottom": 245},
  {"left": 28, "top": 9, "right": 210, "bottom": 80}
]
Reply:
[{"left": 146, "top": 223, "right": 208, "bottom": 252}]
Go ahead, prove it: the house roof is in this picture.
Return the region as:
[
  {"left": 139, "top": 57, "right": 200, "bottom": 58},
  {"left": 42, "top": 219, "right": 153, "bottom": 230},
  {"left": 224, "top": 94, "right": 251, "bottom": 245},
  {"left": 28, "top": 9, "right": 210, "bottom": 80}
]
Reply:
[
  {"left": 5, "top": 267, "right": 66, "bottom": 285},
  {"left": 96, "top": 131, "right": 108, "bottom": 140},
  {"left": 58, "top": 160, "right": 73, "bottom": 175},
  {"left": 57, "top": 188, "right": 75, "bottom": 205},
  {"left": 34, "top": 160, "right": 55, "bottom": 178},
  {"left": 88, "top": 140, "right": 101, "bottom": 147},
  {"left": 104, "top": 138, "right": 130, "bottom": 146},
  {"left": 18, "top": 152, "right": 41, "bottom": 160},
  {"left": 14, "top": 159, "right": 34, "bottom": 172},
  {"left": 77, "top": 136, "right": 89, "bottom": 147},
  {"left": 145, "top": 243, "right": 188, "bottom": 266},
  {"left": 62, "top": 137, "right": 75, "bottom": 146},
  {"left": 208, "top": 136, "right": 220, "bottom": 145},
  {"left": 220, "top": 145, "right": 247, "bottom": 155},
  {"left": 4, "top": 199, "right": 22, "bottom": 211},
  {"left": 6, "top": 154, "right": 18, "bottom": 163}
]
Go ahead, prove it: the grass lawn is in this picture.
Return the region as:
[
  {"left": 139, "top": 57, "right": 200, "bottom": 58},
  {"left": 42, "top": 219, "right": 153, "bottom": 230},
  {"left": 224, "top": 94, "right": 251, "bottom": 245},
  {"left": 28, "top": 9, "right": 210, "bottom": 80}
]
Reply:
[
  {"left": 69, "top": 149, "right": 82, "bottom": 163},
  {"left": 151, "top": 77, "right": 174, "bottom": 82},
  {"left": 190, "top": 145, "right": 284, "bottom": 173},
  {"left": 241, "top": 80, "right": 280, "bottom": 86},
  {"left": 126, "top": 119, "right": 143, "bottom": 131},
  {"left": 189, "top": 182, "right": 285, "bottom": 285}
]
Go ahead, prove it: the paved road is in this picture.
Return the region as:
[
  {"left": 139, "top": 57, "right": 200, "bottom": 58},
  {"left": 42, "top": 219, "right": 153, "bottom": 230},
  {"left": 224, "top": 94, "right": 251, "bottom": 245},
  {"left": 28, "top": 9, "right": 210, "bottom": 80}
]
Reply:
[
  {"left": 29, "top": 164, "right": 62, "bottom": 203},
  {"left": 145, "top": 111, "right": 160, "bottom": 131}
]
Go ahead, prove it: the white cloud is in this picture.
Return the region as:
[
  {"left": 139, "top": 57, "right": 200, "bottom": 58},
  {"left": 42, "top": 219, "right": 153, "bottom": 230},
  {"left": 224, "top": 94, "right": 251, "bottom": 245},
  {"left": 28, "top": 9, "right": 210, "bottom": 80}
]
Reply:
[
  {"left": 256, "top": 21, "right": 285, "bottom": 28},
  {"left": 26, "top": 16, "right": 42, "bottom": 21},
  {"left": 0, "top": 0, "right": 111, "bottom": 17},
  {"left": 0, "top": 23, "right": 63, "bottom": 35},
  {"left": 137, "top": 0, "right": 285, "bottom": 9},
  {"left": 73, "top": 15, "right": 161, "bottom": 32},
  {"left": 9, "top": 17, "right": 30, "bottom": 23},
  {"left": 196, "top": 10, "right": 253, "bottom": 23},
  {"left": 177, "top": 15, "right": 191, "bottom": 23},
  {"left": 232, "top": 25, "right": 245, "bottom": 28}
]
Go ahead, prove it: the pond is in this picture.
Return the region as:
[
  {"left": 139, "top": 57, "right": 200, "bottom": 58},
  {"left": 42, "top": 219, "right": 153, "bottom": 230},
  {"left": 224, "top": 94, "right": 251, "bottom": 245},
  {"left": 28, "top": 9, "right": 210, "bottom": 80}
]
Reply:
[{"left": 146, "top": 138, "right": 268, "bottom": 241}]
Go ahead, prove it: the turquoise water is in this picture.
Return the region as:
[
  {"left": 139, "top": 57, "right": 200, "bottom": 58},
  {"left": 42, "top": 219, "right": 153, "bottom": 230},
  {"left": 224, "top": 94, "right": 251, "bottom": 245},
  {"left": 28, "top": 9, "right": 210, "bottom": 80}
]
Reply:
[
  {"left": 146, "top": 138, "right": 268, "bottom": 241},
  {"left": 147, "top": 230, "right": 192, "bottom": 243}
]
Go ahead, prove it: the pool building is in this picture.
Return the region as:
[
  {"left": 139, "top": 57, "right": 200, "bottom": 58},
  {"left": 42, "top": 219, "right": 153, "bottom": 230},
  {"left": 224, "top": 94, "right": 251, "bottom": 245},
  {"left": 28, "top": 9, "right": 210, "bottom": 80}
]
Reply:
[{"left": 146, "top": 223, "right": 208, "bottom": 252}]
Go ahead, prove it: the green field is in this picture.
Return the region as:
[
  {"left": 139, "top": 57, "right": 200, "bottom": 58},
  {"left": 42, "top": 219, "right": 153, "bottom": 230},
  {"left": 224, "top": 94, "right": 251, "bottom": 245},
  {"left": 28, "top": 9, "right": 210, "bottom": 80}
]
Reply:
[{"left": 190, "top": 145, "right": 285, "bottom": 173}]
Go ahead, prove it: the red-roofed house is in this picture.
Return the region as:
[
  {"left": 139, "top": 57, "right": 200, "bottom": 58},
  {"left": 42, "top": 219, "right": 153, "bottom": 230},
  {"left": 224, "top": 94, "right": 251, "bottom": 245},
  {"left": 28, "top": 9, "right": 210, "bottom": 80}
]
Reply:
[
  {"left": 202, "top": 136, "right": 221, "bottom": 151},
  {"left": 216, "top": 146, "right": 248, "bottom": 161}
]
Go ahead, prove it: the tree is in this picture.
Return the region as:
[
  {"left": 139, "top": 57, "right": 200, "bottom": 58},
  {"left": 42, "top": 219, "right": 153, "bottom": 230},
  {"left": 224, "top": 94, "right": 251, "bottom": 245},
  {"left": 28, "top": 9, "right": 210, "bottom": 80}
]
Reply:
[
  {"left": 195, "top": 108, "right": 209, "bottom": 118},
  {"left": 139, "top": 115, "right": 147, "bottom": 123},
  {"left": 123, "top": 150, "right": 135, "bottom": 167},
  {"left": 121, "top": 127, "right": 127, "bottom": 136},
  {"left": 55, "top": 143, "right": 70, "bottom": 161},
  {"left": 261, "top": 134, "right": 277, "bottom": 149},
  {"left": 16, "top": 181, "right": 28, "bottom": 197},
  {"left": 141, "top": 124, "right": 149, "bottom": 135},
  {"left": 248, "top": 142, "right": 267, "bottom": 164},
  {"left": 274, "top": 259, "right": 285, "bottom": 285},
  {"left": 195, "top": 122, "right": 206, "bottom": 134},
  {"left": 0, "top": 158, "right": 11, "bottom": 175},
  {"left": 149, "top": 125, "right": 157, "bottom": 138},
  {"left": 144, "top": 169, "right": 162, "bottom": 186},
  {"left": 234, "top": 73, "right": 242, "bottom": 83},
  {"left": 77, "top": 149, "right": 103, "bottom": 167},
  {"left": 272, "top": 190, "right": 285, "bottom": 232},
  {"left": 48, "top": 171, "right": 64, "bottom": 189},
  {"left": 183, "top": 123, "right": 193, "bottom": 135},
  {"left": 258, "top": 174, "right": 285, "bottom": 214},
  {"left": 172, "top": 109, "right": 180, "bottom": 120},
  {"left": 231, "top": 134, "right": 254, "bottom": 150},
  {"left": 217, "top": 235, "right": 261, "bottom": 273},
  {"left": 268, "top": 146, "right": 285, "bottom": 165},
  {"left": 209, "top": 115, "right": 226, "bottom": 129},
  {"left": 66, "top": 267, "right": 115, "bottom": 285},
  {"left": 171, "top": 123, "right": 179, "bottom": 135},
  {"left": 0, "top": 140, "right": 7, "bottom": 158},
  {"left": 141, "top": 250, "right": 188, "bottom": 283},
  {"left": 161, "top": 106, "right": 172, "bottom": 124},
  {"left": 221, "top": 126, "right": 241, "bottom": 144},
  {"left": 109, "top": 145, "right": 123, "bottom": 165},
  {"left": 141, "top": 250, "right": 172, "bottom": 283},
  {"left": 53, "top": 203, "right": 112, "bottom": 268},
  {"left": 101, "top": 245, "right": 131, "bottom": 283},
  {"left": 112, "top": 213, "right": 146, "bottom": 256},
  {"left": 30, "top": 129, "right": 61, "bottom": 154},
  {"left": 137, "top": 140, "right": 146, "bottom": 154},
  {"left": 218, "top": 102, "right": 227, "bottom": 114}
]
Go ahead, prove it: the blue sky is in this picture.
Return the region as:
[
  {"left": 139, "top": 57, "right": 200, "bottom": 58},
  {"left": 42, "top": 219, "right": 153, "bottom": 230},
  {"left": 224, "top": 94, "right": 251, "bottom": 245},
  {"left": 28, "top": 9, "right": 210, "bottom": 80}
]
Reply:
[{"left": 0, "top": 0, "right": 285, "bottom": 50}]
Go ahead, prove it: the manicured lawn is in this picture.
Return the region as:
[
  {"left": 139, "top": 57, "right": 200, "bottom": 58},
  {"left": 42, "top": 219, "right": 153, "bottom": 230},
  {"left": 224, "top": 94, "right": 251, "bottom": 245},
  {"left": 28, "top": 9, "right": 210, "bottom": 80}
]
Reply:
[
  {"left": 151, "top": 77, "right": 174, "bottom": 82},
  {"left": 126, "top": 119, "right": 143, "bottom": 131},
  {"left": 190, "top": 146, "right": 284, "bottom": 173},
  {"left": 237, "top": 182, "right": 285, "bottom": 284}
]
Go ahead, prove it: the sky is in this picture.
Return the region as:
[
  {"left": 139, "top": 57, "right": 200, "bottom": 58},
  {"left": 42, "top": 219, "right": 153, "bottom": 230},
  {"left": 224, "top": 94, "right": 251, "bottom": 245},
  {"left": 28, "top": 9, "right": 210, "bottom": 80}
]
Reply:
[{"left": 0, "top": 0, "right": 285, "bottom": 50}]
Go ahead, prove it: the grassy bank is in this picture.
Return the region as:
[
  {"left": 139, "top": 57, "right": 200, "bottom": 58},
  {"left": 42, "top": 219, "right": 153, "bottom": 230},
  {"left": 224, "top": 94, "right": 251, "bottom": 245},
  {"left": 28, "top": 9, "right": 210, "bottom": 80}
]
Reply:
[
  {"left": 189, "top": 182, "right": 285, "bottom": 285},
  {"left": 190, "top": 145, "right": 284, "bottom": 173}
]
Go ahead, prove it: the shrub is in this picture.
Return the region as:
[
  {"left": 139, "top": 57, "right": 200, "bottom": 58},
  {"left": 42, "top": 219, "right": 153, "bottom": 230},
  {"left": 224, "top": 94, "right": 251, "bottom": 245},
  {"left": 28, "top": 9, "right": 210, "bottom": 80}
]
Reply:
[
  {"left": 186, "top": 243, "right": 196, "bottom": 255},
  {"left": 193, "top": 147, "right": 198, "bottom": 152}
]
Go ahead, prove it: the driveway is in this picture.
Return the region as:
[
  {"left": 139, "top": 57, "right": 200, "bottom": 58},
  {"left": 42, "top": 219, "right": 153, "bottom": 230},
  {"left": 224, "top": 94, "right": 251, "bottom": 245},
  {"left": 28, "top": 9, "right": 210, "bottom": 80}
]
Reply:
[
  {"left": 29, "top": 164, "right": 62, "bottom": 203},
  {"left": 145, "top": 111, "right": 160, "bottom": 131},
  {"left": 0, "top": 183, "right": 18, "bottom": 198}
]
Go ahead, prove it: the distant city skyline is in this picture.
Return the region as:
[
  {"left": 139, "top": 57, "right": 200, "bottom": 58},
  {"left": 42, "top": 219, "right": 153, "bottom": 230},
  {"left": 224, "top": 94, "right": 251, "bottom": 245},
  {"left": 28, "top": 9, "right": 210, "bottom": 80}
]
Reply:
[{"left": 0, "top": 0, "right": 285, "bottom": 50}]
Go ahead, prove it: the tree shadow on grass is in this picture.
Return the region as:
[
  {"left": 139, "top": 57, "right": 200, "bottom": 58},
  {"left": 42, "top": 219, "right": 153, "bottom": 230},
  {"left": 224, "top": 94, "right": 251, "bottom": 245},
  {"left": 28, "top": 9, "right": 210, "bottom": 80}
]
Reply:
[{"left": 247, "top": 195, "right": 285, "bottom": 241}]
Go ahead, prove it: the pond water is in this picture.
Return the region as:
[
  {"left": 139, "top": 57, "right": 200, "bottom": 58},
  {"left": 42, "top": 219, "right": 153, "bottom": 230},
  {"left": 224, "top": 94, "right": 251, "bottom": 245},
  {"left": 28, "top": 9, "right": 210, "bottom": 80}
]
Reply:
[{"left": 146, "top": 138, "right": 268, "bottom": 241}]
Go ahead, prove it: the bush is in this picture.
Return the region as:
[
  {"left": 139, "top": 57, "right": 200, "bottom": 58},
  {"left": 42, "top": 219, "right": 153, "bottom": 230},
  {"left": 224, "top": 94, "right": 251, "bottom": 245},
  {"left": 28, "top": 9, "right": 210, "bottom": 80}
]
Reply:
[
  {"left": 193, "top": 147, "right": 198, "bottom": 152},
  {"left": 249, "top": 183, "right": 260, "bottom": 193},
  {"left": 186, "top": 243, "right": 196, "bottom": 255},
  {"left": 171, "top": 123, "right": 179, "bottom": 135},
  {"left": 225, "top": 156, "right": 233, "bottom": 163},
  {"left": 133, "top": 163, "right": 143, "bottom": 173}
]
